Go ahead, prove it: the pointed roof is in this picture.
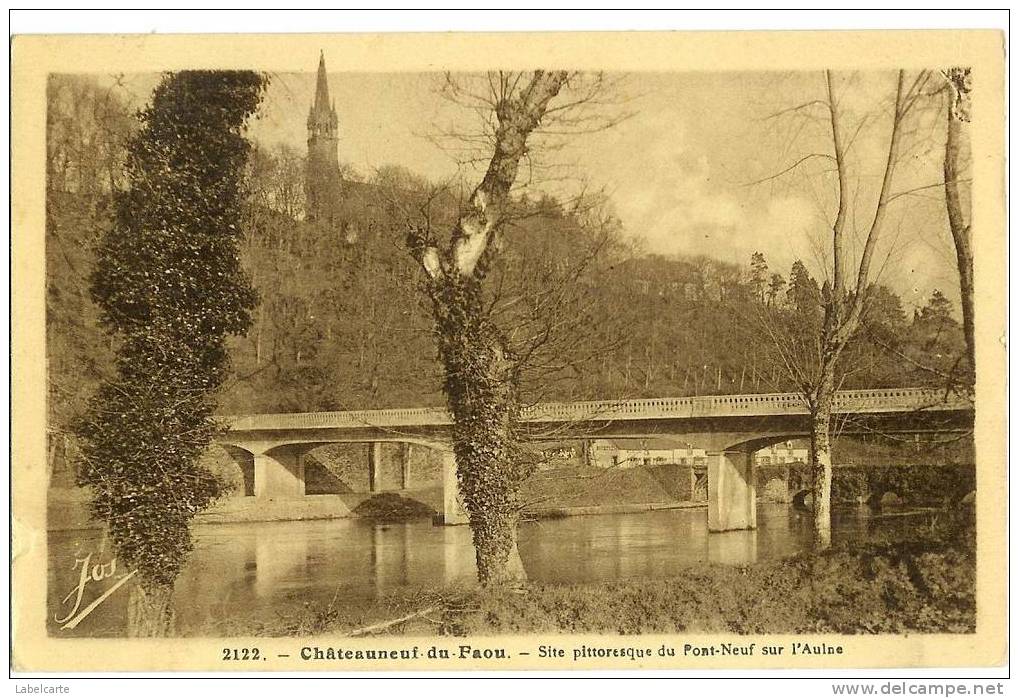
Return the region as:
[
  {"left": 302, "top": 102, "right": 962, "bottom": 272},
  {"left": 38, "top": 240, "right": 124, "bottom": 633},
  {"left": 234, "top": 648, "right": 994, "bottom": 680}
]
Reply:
[{"left": 313, "top": 50, "right": 331, "bottom": 115}]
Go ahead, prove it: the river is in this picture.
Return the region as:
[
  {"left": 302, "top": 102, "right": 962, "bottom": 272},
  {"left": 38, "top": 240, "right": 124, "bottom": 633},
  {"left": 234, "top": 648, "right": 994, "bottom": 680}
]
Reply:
[{"left": 47, "top": 504, "right": 922, "bottom": 637}]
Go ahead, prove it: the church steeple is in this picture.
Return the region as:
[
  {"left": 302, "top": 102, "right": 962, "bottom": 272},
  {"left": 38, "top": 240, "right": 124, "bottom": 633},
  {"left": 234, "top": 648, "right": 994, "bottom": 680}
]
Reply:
[
  {"left": 306, "top": 51, "right": 342, "bottom": 225},
  {"left": 307, "top": 50, "right": 338, "bottom": 139},
  {"left": 315, "top": 51, "right": 330, "bottom": 108}
]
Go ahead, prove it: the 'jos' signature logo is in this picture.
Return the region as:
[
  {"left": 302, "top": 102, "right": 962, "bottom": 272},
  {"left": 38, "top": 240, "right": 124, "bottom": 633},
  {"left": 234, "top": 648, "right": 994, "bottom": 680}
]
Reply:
[{"left": 55, "top": 551, "right": 136, "bottom": 630}]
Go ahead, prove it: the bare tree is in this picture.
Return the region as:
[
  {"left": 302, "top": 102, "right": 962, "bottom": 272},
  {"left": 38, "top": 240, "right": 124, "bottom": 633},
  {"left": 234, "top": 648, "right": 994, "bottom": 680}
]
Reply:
[
  {"left": 752, "top": 70, "right": 931, "bottom": 549},
  {"left": 405, "top": 70, "right": 632, "bottom": 585},
  {"left": 46, "top": 74, "right": 134, "bottom": 201},
  {"left": 941, "top": 68, "right": 974, "bottom": 381}
]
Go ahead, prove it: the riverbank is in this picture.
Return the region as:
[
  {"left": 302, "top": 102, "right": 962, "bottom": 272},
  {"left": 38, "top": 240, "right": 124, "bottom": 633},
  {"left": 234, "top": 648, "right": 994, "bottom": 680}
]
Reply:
[
  {"left": 45, "top": 487, "right": 445, "bottom": 531},
  {"left": 528, "top": 500, "right": 705, "bottom": 519},
  {"left": 46, "top": 458, "right": 972, "bottom": 530},
  {"left": 46, "top": 463, "right": 689, "bottom": 530},
  {"left": 201, "top": 514, "right": 975, "bottom": 638}
]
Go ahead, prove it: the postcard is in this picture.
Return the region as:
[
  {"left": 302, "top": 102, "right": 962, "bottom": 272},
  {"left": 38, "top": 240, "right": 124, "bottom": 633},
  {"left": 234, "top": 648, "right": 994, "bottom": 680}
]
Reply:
[{"left": 11, "top": 29, "right": 1006, "bottom": 672}]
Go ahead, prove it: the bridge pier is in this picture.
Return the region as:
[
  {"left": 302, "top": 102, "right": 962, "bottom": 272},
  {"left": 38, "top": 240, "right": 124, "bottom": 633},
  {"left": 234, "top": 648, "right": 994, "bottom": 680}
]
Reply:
[
  {"left": 707, "top": 449, "right": 756, "bottom": 532},
  {"left": 253, "top": 447, "right": 307, "bottom": 498},
  {"left": 368, "top": 442, "right": 382, "bottom": 493},
  {"left": 401, "top": 443, "right": 412, "bottom": 489},
  {"left": 440, "top": 448, "right": 469, "bottom": 525}
]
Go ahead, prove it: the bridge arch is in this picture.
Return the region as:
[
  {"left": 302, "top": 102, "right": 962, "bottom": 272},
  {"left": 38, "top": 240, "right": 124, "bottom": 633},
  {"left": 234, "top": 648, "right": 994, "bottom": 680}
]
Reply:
[
  {"left": 793, "top": 485, "right": 907, "bottom": 511},
  {"left": 792, "top": 488, "right": 812, "bottom": 511},
  {"left": 213, "top": 436, "right": 466, "bottom": 525},
  {"left": 218, "top": 435, "right": 451, "bottom": 456},
  {"left": 219, "top": 444, "right": 256, "bottom": 497},
  {"left": 722, "top": 434, "right": 807, "bottom": 454},
  {"left": 865, "top": 487, "right": 906, "bottom": 508}
]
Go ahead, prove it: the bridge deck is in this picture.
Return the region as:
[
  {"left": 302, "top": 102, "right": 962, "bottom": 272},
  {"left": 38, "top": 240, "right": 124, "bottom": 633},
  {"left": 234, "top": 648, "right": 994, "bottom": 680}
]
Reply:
[{"left": 221, "top": 388, "right": 971, "bottom": 433}]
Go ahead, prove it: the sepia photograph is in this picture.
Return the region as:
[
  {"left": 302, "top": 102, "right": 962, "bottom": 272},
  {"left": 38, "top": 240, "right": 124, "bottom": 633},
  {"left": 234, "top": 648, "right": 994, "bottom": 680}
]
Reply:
[{"left": 11, "top": 24, "right": 1007, "bottom": 674}]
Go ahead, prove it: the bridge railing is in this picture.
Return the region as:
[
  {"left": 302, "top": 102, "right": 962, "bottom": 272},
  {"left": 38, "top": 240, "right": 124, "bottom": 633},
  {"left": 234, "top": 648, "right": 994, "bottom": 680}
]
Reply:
[{"left": 221, "top": 388, "right": 969, "bottom": 433}]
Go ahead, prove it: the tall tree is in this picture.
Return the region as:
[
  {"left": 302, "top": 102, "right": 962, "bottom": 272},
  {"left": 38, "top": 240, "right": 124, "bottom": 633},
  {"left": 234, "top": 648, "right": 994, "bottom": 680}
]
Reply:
[
  {"left": 406, "top": 71, "right": 570, "bottom": 585},
  {"left": 787, "top": 260, "right": 820, "bottom": 315},
  {"left": 807, "top": 71, "right": 932, "bottom": 548},
  {"left": 766, "top": 272, "right": 786, "bottom": 308},
  {"left": 75, "top": 71, "right": 266, "bottom": 635},
  {"left": 942, "top": 67, "right": 974, "bottom": 381},
  {"left": 753, "top": 71, "right": 930, "bottom": 549},
  {"left": 749, "top": 251, "right": 769, "bottom": 303}
]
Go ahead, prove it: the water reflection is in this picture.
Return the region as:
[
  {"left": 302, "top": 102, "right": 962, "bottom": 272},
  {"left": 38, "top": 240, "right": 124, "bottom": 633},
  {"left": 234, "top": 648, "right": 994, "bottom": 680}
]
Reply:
[{"left": 47, "top": 504, "right": 917, "bottom": 637}]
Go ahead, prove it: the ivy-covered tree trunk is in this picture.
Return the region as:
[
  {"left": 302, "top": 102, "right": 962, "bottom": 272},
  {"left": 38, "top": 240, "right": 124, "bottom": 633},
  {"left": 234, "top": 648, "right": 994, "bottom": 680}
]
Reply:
[
  {"left": 430, "top": 274, "right": 528, "bottom": 585},
  {"left": 76, "top": 71, "right": 266, "bottom": 636},
  {"left": 127, "top": 583, "right": 175, "bottom": 638},
  {"left": 407, "top": 71, "right": 568, "bottom": 585}
]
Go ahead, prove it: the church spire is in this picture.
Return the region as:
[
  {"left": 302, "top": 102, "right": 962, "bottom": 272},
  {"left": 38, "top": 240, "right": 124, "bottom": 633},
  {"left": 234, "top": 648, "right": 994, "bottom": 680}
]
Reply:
[
  {"left": 307, "top": 50, "right": 338, "bottom": 137},
  {"left": 306, "top": 51, "right": 342, "bottom": 226},
  {"left": 313, "top": 50, "right": 331, "bottom": 115}
]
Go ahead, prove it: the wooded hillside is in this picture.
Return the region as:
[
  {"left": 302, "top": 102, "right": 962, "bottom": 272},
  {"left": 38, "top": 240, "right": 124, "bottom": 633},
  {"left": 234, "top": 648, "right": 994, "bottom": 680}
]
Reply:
[{"left": 46, "top": 75, "right": 968, "bottom": 438}]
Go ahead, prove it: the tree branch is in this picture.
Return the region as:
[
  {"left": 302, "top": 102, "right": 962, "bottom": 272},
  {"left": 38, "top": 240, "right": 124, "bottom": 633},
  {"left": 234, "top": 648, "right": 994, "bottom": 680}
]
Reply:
[
  {"left": 448, "top": 70, "right": 569, "bottom": 278},
  {"left": 837, "top": 70, "right": 908, "bottom": 347}
]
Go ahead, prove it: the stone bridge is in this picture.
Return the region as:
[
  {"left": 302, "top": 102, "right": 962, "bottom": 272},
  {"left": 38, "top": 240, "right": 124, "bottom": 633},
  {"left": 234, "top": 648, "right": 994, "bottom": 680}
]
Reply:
[{"left": 217, "top": 388, "right": 972, "bottom": 532}]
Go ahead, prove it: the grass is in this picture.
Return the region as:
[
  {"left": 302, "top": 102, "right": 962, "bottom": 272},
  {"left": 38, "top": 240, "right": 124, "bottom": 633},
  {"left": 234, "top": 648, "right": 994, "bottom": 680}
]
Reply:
[{"left": 520, "top": 465, "right": 682, "bottom": 511}]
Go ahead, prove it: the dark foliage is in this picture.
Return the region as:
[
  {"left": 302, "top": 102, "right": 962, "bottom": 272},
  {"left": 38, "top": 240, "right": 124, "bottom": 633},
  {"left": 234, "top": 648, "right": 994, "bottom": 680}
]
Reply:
[
  {"left": 352, "top": 493, "right": 436, "bottom": 522},
  {"left": 75, "top": 71, "right": 266, "bottom": 589}
]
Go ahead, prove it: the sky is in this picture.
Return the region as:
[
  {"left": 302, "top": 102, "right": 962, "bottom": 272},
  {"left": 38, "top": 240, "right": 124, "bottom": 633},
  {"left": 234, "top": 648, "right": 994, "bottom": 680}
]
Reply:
[{"left": 109, "top": 67, "right": 962, "bottom": 312}]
